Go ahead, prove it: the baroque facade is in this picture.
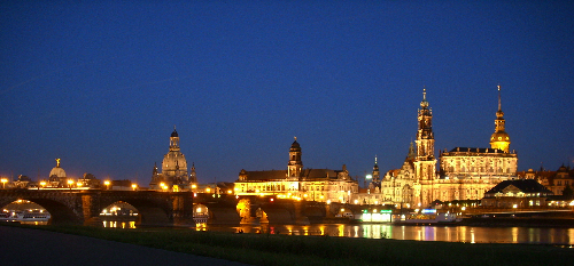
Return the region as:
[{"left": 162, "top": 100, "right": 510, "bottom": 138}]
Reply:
[
  {"left": 234, "top": 138, "right": 359, "bottom": 203},
  {"left": 521, "top": 165, "right": 574, "bottom": 196},
  {"left": 364, "top": 87, "right": 518, "bottom": 208},
  {"left": 149, "top": 127, "right": 196, "bottom": 191}
]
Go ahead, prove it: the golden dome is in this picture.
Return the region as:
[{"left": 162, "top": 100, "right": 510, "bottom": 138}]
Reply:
[
  {"left": 490, "top": 131, "right": 510, "bottom": 142},
  {"left": 490, "top": 131, "right": 510, "bottom": 153}
]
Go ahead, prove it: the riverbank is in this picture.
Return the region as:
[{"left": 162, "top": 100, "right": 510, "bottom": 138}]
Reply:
[
  {"left": 3, "top": 223, "right": 572, "bottom": 266},
  {"left": 0, "top": 224, "right": 249, "bottom": 266}
]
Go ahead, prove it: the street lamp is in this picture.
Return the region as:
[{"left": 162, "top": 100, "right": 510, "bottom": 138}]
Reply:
[
  {"left": 40, "top": 181, "right": 46, "bottom": 190},
  {"left": 1, "top": 178, "right": 7, "bottom": 189},
  {"left": 104, "top": 180, "right": 111, "bottom": 190},
  {"left": 67, "top": 179, "right": 74, "bottom": 190},
  {"left": 131, "top": 184, "right": 137, "bottom": 191}
]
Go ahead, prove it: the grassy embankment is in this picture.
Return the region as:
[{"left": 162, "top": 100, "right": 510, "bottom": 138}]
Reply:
[{"left": 6, "top": 223, "right": 573, "bottom": 266}]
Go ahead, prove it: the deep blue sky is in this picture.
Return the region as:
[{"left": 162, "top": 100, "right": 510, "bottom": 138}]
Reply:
[{"left": 1, "top": 1, "right": 573, "bottom": 186}]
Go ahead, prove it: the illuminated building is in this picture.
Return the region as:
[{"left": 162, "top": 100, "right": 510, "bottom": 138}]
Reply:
[
  {"left": 13, "top": 175, "right": 31, "bottom": 189},
  {"left": 234, "top": 138, "right": 359, "bottom": 202},
  {"left": 481, "top": 179, "right": 553, "bottom": 209},
  {"left": 149, "top": 127, "right": 194, "bottom": 191},
  {"left": 367, "top": 87, "right": 518, "bottom": 208},
  {"left": 520, "top": 165, "right": 574, "bottom": 196},
  {"left": 47, "top": 158, "right": 67, "bottom": 187}
]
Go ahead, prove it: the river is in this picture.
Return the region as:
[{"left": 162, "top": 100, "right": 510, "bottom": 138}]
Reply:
[{"left": 195, "top": 224, "right": 574, "bottom": 245}]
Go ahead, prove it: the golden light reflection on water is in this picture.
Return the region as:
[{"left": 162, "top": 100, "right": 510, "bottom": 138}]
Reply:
[
  {"left": 338, "top": 224, "right": 344, "bottom": 237},
  {"left": 190, "top": 224, "right": 574, "bottom": 245},
  {"left": 102, "top": 220, "right": 137, "bottom": 229}
]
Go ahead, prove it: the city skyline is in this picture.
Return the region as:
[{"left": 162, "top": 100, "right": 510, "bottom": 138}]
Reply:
[{"left": 1, "top": 2, "right": 573, "bottom": 185}]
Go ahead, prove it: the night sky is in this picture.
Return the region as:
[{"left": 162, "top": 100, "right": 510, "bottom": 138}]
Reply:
[{"left": 1, "top": 1, "right": 573, "bottom": 186}]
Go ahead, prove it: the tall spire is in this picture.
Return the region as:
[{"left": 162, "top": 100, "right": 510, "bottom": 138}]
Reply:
[
  {"left": 407, "top": 141, "right": 416, "bottom": 160},
  {"left": 497, "top": 84, "right": 502, "bottom": 112},
  {"left": 490, "top": 85, "right": 511, "bottom": 152},
  {"left": 372, "top": 155, "right": 380, "bottom": 183},
  {"left": 420, "top": 86, "right": 429, "bottom": 109}
]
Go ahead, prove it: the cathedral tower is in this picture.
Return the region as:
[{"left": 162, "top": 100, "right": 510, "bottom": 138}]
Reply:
[
  {"left": 372, "top": 156, "right": 380, "bottom": 183},
  {"left": 288, "top": 137, "right": 303, "bottom": 178},
  {"left": 414, "top": 88, "right": 437, "bottom": 180},
  {"left": 162, "top": 127, "right": 188, "bottom": 182},
  {"left": 490, "top": 85, "right": 511, "bottom": 152},
  {"left": 189, "top": 162, "right": 197, "bottom": 185}
]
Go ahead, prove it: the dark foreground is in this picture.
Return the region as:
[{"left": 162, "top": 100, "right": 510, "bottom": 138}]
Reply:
[
  {"left": 0, "top": 225, "right": 249, "bottom": 266},
  {"left": 2, "top": 223, "right": 573, "bottom": 266}
]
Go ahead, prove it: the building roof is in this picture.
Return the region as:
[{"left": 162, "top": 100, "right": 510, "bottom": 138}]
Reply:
[
  {"left": 446, "top": 147, "right": 506, "bottom": 154},
  {"left": 485, "top": 179, "right": 552, "bottom": 195},
  {"left": 171, "top": 128, "right": 178, "bottom": 137},
  {"left": 517, "top": 165, "right": 574, "bottom": 184},
  {"left": 241, "top": 168, "right": 342, "bottom": 181}
]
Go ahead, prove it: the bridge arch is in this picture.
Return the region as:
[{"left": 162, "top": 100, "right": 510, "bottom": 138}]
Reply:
[
  {"left": 0, "top": 196, "right": 81, "bottom": 225},
  {"left": 99, "top": 194, "right": 172, "bottom": 226},
  {"left": 100, "top": 201, "right": 140, "bottom": 228}
]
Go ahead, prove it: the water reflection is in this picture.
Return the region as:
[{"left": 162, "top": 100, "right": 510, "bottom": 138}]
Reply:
[
  {"left": 201, "top": 224, "right": 574, "bottom": 245},
  {"left": 102, "top": 220, "right": 136, "bottom": 229}
]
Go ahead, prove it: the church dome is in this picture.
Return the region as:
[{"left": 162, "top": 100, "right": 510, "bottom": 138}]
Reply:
[
  {"left": 49, "top": 159, "right": 66, "bottom": 178},
  {"left": 490, "top": 131, "right": 510, "bottom": 142},
  {"left": 171, "top": 129, "right": 179, "bottom": 138},
  {"left": 49, "top": 166, "right": 66, "bottom": 178},
  {"left": 290, "top": 137, "right": 301, "bottom": 152}
]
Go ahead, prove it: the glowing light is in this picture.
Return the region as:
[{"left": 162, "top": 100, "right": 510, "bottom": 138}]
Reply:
[
  {"left": 366, "top": 174, "right": 372, "bottom": 179},
  {"left": 206, "top": 187, "right": 211, "bottom": 193},
  {"left": 132, "top": 184, "right": 137, "bottom": 190},
  {"left": 326, "top": 200, "right": 331, "bottom": 204}
]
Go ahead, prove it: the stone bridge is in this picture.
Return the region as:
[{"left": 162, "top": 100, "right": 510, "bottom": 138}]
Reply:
[
  {"left": 1, "top": 190, "right": 375, "bottom": 226},
  {"left": 0, "top": 190, "right": 194, "bottom": 226}
]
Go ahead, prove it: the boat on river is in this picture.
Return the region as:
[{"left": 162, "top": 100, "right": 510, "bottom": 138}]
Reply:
[
  {"left": 394, "top": 209, "right": 462, "bottom": 225},
  {"left": 0, "top": 209, "right": 51, "bottom": 224}
]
